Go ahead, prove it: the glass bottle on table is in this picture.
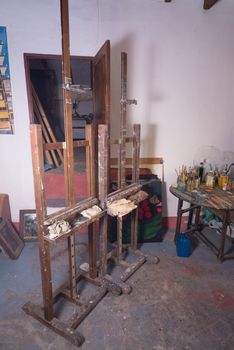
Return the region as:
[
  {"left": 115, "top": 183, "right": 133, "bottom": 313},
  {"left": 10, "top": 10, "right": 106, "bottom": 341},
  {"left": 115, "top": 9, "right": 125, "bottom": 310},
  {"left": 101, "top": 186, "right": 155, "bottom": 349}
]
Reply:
[{"left": 206, "top": 171, "right": 215, "bottom": 189}]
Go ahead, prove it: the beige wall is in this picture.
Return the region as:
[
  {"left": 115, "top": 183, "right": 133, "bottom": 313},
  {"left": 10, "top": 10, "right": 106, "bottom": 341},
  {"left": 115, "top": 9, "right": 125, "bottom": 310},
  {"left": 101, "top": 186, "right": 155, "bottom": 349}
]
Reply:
[{"left": 0, "top": 0, "right": 234, "bottom": 220}]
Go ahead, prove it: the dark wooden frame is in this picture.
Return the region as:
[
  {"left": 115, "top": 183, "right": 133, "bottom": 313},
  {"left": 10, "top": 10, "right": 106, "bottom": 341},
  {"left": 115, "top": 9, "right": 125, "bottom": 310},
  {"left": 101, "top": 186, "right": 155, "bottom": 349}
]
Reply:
[
  {"left": 203, "top": 0, "right": 218, "bottom": 10},
  {"left": 24, "top": 53, "right": 93, "bottom": 125},
  {"left": 0, "top": 219, "right": 24, "bottom": 259},
  {"left": 19, "top": 209, "right": 37, "bottom": 241}
]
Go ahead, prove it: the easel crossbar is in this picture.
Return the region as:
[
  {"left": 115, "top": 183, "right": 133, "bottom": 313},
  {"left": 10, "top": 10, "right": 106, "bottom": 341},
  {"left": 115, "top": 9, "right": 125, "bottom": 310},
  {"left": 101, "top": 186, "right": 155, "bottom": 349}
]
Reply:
[{"left": 44, "top": 197, "right": 98, "bottom": 225}]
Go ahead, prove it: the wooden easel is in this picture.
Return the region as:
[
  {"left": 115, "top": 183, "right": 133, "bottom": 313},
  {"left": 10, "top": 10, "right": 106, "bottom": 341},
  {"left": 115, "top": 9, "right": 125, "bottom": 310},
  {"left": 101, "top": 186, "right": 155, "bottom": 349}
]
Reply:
[
  {"left": 23, "top": 0, "right": 159, "bottom": 346},
  {"left": 23, "top": 0, "right": 107, "bottom": 346},
  {"left": 97, "top": 52, "right": 159, "bottom": 288}
]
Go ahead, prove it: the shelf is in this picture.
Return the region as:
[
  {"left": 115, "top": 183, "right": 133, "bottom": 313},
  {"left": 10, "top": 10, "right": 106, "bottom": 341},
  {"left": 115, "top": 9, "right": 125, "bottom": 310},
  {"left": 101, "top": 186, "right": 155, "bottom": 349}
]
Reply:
[{"left": 44, "top": 210, "right": 105, "bottom": 243}]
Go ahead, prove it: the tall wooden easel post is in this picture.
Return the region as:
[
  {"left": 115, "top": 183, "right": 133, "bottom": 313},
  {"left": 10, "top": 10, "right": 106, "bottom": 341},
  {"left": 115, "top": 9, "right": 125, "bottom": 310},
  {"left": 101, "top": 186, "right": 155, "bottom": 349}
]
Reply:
[
  {"left": 98, "top": 124, "right": 109, "bottom": 276},
  {"left": 30, "top": 125, "right": 53, "bottom": 321},
  {"left": 60, "top": 0, "right": 77, "bottom": 299},
  {"left": 117, "top": 52, "right": 139, "bottom": 259}
]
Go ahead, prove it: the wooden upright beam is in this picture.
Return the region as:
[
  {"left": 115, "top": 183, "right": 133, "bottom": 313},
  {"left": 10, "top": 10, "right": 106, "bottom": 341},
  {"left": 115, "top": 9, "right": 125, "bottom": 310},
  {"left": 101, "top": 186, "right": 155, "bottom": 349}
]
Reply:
[
  {"left": 118, "top": 52, "right": 127, "bottom": 189},
  {"left": 60, "top": 0, "right": 77, "bottom": 299},
  {"left": 98, "top": 124, "right": 109, "bottom": 276},
  {"left": 85, "top": 125, "right": 96, "bottom": 198},
  {"left": 98, "top": 124, "right": 109, "bottom": 209},
  {"left": 60, "top": 0, "right": 75, "bottom": 205},
  {"left": 86, "top": 124, "right": 97, "bottom": 279},
  {"left": 132, "top": 124, "right": 141, "bottom": 183},
  {"left": 30, "top": 124, "right": 53, "bottom": 321}
]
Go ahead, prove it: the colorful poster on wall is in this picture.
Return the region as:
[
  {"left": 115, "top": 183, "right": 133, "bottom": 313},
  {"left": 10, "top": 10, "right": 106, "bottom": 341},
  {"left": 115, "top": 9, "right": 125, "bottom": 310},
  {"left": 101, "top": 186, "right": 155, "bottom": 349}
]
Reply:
[{"left": 0, "top": 26, "right": 14, "bottom": 134}]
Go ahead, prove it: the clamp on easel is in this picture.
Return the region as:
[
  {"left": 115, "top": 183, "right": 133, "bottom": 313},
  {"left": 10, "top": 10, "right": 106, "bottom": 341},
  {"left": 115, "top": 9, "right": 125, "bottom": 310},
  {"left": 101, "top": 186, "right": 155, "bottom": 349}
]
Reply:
[{"left": 120, "top": 98, "right": 137, "bottom": 105}]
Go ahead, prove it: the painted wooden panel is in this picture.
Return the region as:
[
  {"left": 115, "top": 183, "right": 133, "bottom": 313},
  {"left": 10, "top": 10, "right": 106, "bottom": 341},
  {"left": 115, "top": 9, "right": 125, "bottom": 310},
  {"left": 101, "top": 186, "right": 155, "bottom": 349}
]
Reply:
[{"left": 0, "top": 26, "right": 14, "bottom": 134}]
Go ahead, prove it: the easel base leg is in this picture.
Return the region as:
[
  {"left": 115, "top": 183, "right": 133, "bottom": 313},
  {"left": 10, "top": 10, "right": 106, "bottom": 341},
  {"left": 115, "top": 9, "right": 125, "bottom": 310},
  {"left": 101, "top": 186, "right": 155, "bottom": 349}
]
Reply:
[
  {"left": 22, "top": 302, "right": 85, "bottom": 347},
  {"left": 22, "top": 284, "right": 108, "bottom": 347}
]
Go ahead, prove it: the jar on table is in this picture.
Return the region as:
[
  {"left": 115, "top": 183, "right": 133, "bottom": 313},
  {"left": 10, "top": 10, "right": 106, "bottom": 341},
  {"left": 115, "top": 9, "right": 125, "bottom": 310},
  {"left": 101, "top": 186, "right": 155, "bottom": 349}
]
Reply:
[
  {"left": 218, "top": 173, "right": 229, "bottom": 190},
  {"left": 205, "top": 171, "right": 215, "bottom": 189}
]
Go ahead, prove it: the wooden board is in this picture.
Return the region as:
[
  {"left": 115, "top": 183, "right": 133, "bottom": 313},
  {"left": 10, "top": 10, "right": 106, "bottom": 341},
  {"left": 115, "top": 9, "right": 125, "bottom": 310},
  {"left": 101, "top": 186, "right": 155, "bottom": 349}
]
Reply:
[{"left": 0, "top": 219, "right": 24, "bottom": 259}]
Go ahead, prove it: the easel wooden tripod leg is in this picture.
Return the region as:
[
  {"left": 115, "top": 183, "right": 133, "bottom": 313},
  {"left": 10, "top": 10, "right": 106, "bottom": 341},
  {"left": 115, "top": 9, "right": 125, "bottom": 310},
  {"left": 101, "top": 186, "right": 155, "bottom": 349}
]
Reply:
[
  {"left": 86, "top": 125, "right": 98, "bottom": 279},
  {"left": 68, "top": 235, "right": 78, "bottom": 299},
  {"left": 30, "top": 124, "right": 54, "bottom": 321},
  {"left": 99, "top": 215, "right": 108, "bottom": 276},
  {"left": 131, "top": 209, "right": 138, "bottom": 251},
  {"left": 131, "top": 123, "right": 141, "bottom": 250},
  {"left": 98, "top": 124, "right": 109, "bottom": 276},
  {"left": 88, "top": 223, "right": 97, "bottom": 279},
  {"left": 117, "top": 216, "right": 123, "bottom": 262}
]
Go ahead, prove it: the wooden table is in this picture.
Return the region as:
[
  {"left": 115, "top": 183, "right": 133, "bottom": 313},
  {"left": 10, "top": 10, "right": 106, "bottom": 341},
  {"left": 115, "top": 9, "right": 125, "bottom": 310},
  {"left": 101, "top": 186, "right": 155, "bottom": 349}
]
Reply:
[{"left": 170, "top": 185, "right": 234, "bottom": 262}]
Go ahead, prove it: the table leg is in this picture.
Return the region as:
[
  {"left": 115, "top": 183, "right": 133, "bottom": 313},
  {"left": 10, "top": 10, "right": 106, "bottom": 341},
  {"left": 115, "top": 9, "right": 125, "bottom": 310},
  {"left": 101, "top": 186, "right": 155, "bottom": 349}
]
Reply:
[
  {"left": 187, "top": 203, "right": 194, "bottom": 229},
  {"left": 174, "top": 198, "right": 183, "bottom": 243},
  {"left": 218, "top": 211, "right": 229, "bottom": 262},
  {"left": 194, "top": 206, "right": 201, "bottom": 231},
  {"left": 175, "top": 198, "right": 183, "bottom": 234}
]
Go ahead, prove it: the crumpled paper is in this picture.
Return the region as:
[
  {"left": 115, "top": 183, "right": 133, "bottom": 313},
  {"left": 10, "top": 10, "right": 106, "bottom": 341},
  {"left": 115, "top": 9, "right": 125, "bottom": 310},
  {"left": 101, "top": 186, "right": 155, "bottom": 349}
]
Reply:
[
  {"left": 81, "top": 205, "right": 102, "bottom": 219},
  {"left": 107, "top": 198, "right": 137, "bottom": 217},
  {"left": 47, "top": 220, "right": 71, "bottom": 239},
  {"left": 128, "top": 190, "right": 148, "bottom": 203}
]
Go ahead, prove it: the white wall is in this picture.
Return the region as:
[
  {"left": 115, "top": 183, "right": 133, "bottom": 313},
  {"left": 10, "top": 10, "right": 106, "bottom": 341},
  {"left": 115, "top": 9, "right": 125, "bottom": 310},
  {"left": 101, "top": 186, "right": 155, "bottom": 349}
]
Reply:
[{"left": 0, "top": 0, "right": 234, "bottom": 221}]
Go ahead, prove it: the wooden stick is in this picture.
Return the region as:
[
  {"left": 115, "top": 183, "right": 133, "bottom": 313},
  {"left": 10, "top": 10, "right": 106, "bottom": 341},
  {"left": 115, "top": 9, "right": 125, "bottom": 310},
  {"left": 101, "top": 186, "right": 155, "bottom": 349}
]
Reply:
[
  {"left": 98, "top": 124, "right": 109, "bottom": 209},
  {"left": 85, "top": 125, "right": 96, "bottom": 197},
  {"left": 30, "top": 124, "right": 53, "bottom": 321},
  {"left": 132, "top": 124, "right": 141, "bottom": 183},
  {"left": 44, "top": 197, "right": 98, "bottom": 225},
  {"left": 32, "top": 84, "right": 63, "bottom": 165},
  {"left": 33, "top": 93, "right": 59, "bottom": 167},
  {"left": 118, "top": 52, "right": 127, "bottom": 189},
  {"left": 60, "top": 0, "right": 76, "bottom": 299},
  {"left": 117, "top": 216, "right": 123, "bottom": 262},
  {"left": 98, "top": 124, "right": 109, "bottom": 276},
  {"left": 110, "top": 157, "right": 163, "bottom": 166},
  {"left": 106, "top": 183, "right": 142, "bottom": 204},
  {"left": 86, "top": 124, "right": 97, "bottom": 278}
]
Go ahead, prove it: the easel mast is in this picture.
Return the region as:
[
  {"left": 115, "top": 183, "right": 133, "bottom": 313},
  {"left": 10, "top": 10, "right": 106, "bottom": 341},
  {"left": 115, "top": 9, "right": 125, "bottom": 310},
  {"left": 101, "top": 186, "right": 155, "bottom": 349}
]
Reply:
[{"left": 60, "top": 0, "right": 78, "bottom": 300}]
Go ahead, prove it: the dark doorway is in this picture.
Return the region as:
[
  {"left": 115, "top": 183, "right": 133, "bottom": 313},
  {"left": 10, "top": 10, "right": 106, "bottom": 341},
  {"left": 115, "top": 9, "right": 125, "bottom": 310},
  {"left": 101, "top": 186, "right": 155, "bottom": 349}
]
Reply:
[{"left": 24, "top": 53, "right": 93, "bottom": 141}]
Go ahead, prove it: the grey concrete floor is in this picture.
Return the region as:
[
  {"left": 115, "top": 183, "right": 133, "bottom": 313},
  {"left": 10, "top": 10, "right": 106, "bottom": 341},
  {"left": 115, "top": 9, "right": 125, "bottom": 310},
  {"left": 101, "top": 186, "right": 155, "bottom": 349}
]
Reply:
[{"left": 0, "top": 229, "right": 234, "bottom": 350}]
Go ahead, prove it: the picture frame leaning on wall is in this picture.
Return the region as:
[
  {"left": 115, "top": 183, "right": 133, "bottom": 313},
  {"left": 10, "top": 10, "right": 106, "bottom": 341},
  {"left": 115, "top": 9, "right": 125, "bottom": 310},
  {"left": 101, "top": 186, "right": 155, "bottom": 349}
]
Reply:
[{"left": 19, "top": 210, "right": 38, "bottom": 241}]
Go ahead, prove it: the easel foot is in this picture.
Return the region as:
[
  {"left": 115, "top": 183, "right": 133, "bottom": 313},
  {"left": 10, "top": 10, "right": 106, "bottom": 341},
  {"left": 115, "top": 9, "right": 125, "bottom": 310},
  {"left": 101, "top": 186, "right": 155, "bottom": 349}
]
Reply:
[
  {"left": 103, "top": 274, "right": 132, "bottom": 295},
  {"left": 22, "top": 302, "right": 85, "bottom": 347},
  {"left": 128, "top": 248, "right": 160, "bottom": 264}
]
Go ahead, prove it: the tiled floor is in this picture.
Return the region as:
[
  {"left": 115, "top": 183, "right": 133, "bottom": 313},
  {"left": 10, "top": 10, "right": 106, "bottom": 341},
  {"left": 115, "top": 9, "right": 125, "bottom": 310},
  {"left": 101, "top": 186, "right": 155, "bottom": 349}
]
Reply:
[{"left": 0, "top": 228, "right": 234, "bottom": 350}]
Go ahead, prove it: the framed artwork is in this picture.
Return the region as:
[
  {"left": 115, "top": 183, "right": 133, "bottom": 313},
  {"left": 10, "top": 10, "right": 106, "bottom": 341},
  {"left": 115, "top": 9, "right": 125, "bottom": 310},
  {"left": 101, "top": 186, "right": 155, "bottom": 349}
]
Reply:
[
  {"left": 0, "top": 26, "right": 14, "bottom": 134},
  {"left": 19, "top": 210, "right": 38, "bottom": 241},
  {"left": 0, "top": 219, "right": 24, "bottom": 259}
]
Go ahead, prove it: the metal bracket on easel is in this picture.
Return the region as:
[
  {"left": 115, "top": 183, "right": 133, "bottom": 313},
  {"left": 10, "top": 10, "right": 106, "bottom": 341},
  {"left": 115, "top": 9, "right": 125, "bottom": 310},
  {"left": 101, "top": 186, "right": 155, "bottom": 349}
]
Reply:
[
  {"left": 63, "top": 77, "right": 91, "bottom": 95},
  {"left": 120, "top": 98, "right": 137, "bottom": 105}
]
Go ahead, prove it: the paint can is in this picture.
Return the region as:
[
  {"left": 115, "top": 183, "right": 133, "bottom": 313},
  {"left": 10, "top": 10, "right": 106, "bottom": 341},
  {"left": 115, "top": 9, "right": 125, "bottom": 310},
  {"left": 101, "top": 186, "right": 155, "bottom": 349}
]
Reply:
[
  {"left": 205, "top": 171, "right": 215, "bottom": 189},
  {"left": 218, "top": 175, "right": 229, "bottom": 190},
  {"left": 176, "top": 233, "right": 191, "bottom": 257}
]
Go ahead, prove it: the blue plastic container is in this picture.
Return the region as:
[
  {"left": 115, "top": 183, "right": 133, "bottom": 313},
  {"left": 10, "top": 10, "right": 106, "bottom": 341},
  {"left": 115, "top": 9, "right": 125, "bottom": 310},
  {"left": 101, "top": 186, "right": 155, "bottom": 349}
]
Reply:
[{"left": 176, "top": 233, "right": 191, "bottom": 257}]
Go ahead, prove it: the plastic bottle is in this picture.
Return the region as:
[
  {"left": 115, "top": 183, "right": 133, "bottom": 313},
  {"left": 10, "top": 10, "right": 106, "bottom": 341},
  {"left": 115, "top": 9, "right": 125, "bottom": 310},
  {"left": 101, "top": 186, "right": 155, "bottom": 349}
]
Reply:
[{"left": 199, "top": 162, "right": 204, "bottom": 183}]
